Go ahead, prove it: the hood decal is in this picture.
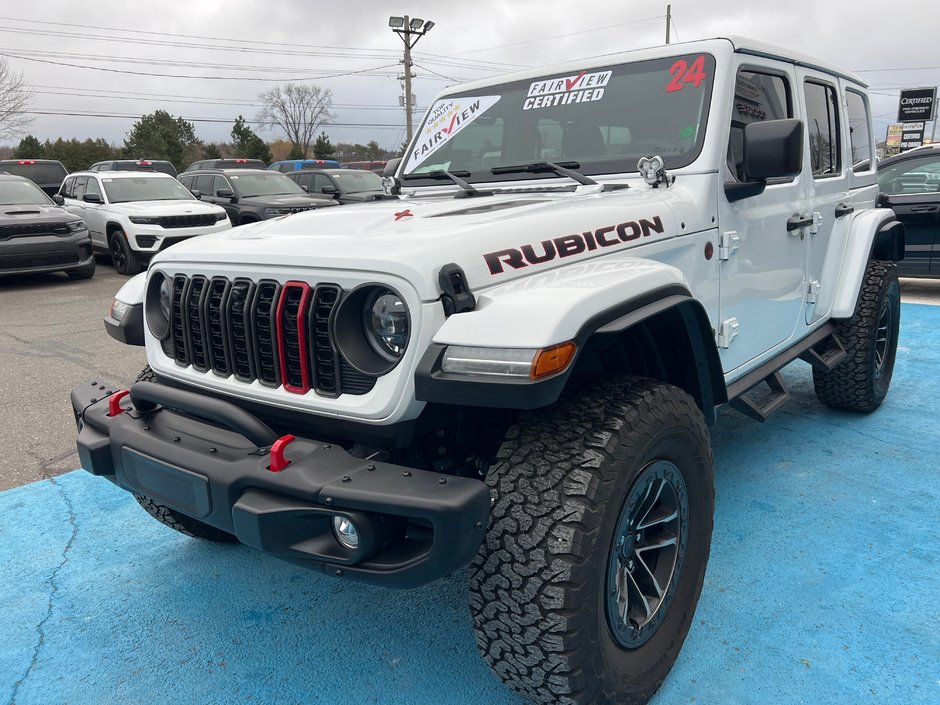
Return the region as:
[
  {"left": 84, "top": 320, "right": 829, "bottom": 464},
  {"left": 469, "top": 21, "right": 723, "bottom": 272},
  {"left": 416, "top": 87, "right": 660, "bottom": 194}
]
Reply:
[{"left": 483, "top": 215, "right": 664, "bottom": 275}]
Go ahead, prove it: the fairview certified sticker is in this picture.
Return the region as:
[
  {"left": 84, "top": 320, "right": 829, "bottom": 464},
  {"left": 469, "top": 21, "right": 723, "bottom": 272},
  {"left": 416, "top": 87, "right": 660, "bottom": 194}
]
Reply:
[
  {"left": 407, "top": 95, "right": 501, "bottom": 170},
  {"left": 523, "top": 70, "right": 612, "bottom": 110}
]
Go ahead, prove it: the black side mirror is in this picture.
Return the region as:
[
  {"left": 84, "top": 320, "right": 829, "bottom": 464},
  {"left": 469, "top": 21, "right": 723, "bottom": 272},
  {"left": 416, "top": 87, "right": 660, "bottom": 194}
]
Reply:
[
  {"left": 83, "top": 193, "right": 102, "bottom": 204},
  {"left": 726, "top": 118, "right": 803, "bottom": 202},
  {"left": 216, "top": 188, "right": 235, "bottom": 200},
  {"left": 321, "top": 185, "right": 339, "bottom": 195},
  {"left": 190, "top": 189, "right": 202, "bottom": 200},
  {"left": 52, "top": 194, "right": 65, "bottom": 205},
  {"left": 383, "top": 158, "right": 402, "bottom": 177}
]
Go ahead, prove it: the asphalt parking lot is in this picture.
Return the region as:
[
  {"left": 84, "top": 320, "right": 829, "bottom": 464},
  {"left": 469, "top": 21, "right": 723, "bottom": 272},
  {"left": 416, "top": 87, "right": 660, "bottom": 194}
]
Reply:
[{"left": 1, "top": 267, "right": 938, "bottom": 492}]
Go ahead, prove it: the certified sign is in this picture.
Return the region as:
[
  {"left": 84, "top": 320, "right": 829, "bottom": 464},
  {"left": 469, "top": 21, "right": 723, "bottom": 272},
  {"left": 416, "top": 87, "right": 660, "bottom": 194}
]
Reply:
[{"left": 897, "top": 87, "right": 936, "bottom": 122}]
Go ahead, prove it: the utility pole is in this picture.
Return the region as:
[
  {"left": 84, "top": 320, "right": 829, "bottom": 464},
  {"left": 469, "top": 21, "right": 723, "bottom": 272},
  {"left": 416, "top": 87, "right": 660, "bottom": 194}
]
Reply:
[
  {"left": 389, "top": 15, "right": 435, "bottom": 144},
  {"left": 665, "top": 4, "right": 671, "bottom": 44}
]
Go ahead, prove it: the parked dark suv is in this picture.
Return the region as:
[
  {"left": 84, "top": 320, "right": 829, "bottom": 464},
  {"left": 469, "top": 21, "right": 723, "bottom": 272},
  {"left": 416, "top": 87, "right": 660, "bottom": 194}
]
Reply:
[
  {"left": 0, "top": 159, "right": 69, "bottom": 197},
  {"left": 877, "top": 143, "right": 940, "bottom": 277},
  {"left": 88, "top": 160, "right": 178, "bottom": 177},
  {"left": 178, "top": 169, "right": 335, "bottom": 225},
  {"left": 184, "top": 158, "right": 267, "bottom": 172},
  {"left": 286, "top": 168, "right": 391, "bottom": 204},
  {"left": 0, "top": 173, "right": 94, "bottom": 279}
]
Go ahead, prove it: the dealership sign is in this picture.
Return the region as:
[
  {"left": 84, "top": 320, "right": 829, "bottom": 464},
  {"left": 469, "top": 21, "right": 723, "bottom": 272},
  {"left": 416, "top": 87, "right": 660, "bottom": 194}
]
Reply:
[
  {"left": 900, "top": 122, "right": 925, "bottom": 150},
  {"left": 897, "top": 87, "right": 936, "bottom": 122}
]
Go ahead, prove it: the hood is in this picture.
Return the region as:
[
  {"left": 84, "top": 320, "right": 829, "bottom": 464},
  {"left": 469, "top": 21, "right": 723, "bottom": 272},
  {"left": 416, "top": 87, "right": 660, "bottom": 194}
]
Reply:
[
  {"left": 238, "top": 194, "right": 325, "bottom": 208},
  {"left": 339, "top": 190, "right": 388, "bottom": 202},
  {"left": 153, "top": 184, "right": 689, "bottom": 300},
  {"left": 109, "top": 200, "right": 224, "bottom": 216},
  {"left": 0, "top": 204, "right": 78, "bottom": 225}
]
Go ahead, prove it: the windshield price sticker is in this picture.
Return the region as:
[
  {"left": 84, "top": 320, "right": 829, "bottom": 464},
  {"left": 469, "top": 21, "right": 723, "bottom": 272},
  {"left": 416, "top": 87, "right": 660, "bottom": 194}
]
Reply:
[
  {"left": 523, "top": 70, "right": 611, "bottom": 110},
  {"left": 408, "top": 95, "right": 501, "bottom": 170}
]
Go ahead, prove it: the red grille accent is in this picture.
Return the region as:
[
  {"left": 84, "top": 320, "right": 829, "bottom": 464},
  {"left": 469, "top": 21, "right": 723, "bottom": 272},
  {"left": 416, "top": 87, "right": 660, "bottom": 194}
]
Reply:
[{"left": 276, "top": 281, "right": 312, "bottom": 394}]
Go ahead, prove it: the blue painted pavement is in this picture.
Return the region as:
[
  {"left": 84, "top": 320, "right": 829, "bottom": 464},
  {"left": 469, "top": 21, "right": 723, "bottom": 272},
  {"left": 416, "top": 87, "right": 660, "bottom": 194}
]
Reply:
[{"left": 2, "top": 304, "right": 938, "bottom": 705}]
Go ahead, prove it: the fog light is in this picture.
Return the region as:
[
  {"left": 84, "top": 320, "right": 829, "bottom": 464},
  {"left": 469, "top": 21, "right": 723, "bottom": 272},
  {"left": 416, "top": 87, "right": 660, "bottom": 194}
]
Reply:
[{"left": 332, "top": 515, "right": 359, "bottom": 550}]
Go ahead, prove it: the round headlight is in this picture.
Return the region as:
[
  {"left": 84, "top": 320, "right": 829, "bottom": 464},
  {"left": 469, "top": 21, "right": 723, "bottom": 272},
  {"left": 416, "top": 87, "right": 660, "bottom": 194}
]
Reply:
[
  {"left": 364, "top": 289, "right": 409, "bottom": 361},
  {"left": 333, "top": 284, "right": 410, "bottom": 376},
  {"left": 145, "top": 271, "right": 171, "bottom": 340}
]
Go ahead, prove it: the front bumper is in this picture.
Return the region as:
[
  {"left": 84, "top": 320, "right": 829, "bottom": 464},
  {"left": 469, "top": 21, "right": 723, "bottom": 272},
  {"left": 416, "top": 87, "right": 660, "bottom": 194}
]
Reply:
[
  {"left": 0, "top": 232, "right": 94, "bottom": 275},
  {"left": 71, "top": 380, "right": 490, "bottom": 587}
]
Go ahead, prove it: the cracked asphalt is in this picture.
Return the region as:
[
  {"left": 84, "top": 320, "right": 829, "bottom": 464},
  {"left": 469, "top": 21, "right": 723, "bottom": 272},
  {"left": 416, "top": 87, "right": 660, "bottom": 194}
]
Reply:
[{"left": 0, "top": 260, "right": 145, "bottom": 491}]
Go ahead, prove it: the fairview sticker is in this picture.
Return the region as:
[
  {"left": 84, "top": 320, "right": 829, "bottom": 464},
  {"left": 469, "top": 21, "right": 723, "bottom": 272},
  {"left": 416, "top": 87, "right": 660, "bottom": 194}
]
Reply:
[
  {"left": 406, "top": 95, "right": 501, "bottom": 171},
  {"left": 523, "top": 70, "right": 612, "bottom": 110}
]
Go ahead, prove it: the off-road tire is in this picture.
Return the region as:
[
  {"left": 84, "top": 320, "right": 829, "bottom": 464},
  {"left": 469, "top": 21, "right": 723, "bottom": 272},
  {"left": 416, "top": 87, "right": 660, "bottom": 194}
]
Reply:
[
  {"left": 813, "top": 261, "right": 900, "bottom": 412},
  {"left": 469, "top": 376, "right": 714, "bottom": 705},
  {"left": 131, "top": 366, "right": 238, "bottom": 543},
  {"left": 109, "top": 229, "right": 141, "bottom": 275},
  {"left": 67, "top": 259, "right": 96, "bottom": 280}
]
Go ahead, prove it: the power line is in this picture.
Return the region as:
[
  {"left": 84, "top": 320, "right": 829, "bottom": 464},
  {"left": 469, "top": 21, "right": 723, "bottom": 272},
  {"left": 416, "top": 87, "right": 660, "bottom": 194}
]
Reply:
[{"left": 23, "top": 109, "right": 407, "bottom": 130}]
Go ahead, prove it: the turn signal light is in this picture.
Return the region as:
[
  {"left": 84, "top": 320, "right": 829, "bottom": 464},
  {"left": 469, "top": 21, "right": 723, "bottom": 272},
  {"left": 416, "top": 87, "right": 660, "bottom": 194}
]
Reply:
[{"left": 531, "top": 341, "right": 577, "bottom": 379}]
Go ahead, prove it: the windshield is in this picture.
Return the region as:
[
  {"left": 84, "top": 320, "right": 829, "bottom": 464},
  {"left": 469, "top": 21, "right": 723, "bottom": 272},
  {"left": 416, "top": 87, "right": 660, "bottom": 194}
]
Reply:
[
  {"left": 403, "top": 53, "right": 715, "bottom": 182},
  {"left": 102, "top": 176, "right": 195, "bottom": 203},
  {"left": 229, "top": 172, "right": 305, "bottom": 197},
  {"left": 329, "top": 170, "right": 384, "bottom": 193},
  {"left": 0, "top": 179, "right": 53, "bottom": 205}
]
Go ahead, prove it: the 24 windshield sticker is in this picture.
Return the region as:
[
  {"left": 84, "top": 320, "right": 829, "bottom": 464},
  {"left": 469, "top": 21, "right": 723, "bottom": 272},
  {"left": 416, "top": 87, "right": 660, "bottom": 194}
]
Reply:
[
  {"left": 523, "top": 70, "right": 612, "bottom": 110},
  {"left": 407, "top": 95, "right": 501, "bottom": 171}
]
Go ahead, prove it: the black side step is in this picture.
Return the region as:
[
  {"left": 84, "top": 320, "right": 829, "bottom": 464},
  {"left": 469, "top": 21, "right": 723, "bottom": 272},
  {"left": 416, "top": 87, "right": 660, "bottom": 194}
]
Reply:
[
  {"left": 729, "top": 371, "right": 790, "bottom": 423},
  {"left": 797, "top": 333, "right": 847, "bottom": 372}
]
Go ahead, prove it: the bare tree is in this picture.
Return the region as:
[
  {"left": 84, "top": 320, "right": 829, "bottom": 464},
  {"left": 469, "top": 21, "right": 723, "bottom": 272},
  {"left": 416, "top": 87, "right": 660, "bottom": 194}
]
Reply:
[
  {"left": 0, "top": 58, "right": 34, "bottom": 139},
  {"left": 257, "top": 83, "right": 333, "bottom": 157}
]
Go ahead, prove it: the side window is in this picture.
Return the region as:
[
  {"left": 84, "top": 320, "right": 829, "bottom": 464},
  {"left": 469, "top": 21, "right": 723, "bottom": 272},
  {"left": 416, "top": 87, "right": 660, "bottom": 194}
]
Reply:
[
  {"left": 73, "top": 176, "right": 87, "bottom": 200},
  {"left": 194, "top": 175, "right": 214, "bottom": 194},
  {"left": 279, "top": 163, "right": 294, "bottom": 173},
  {"left": 212, "top": 176, "right": 230, "bottom": 194},
  {"left": 878, "top": 156, "right": 940, "bottom": 195},
  {"left": 313, "top": 174, "right": 330, "bottom": 193},
  {"left": 84, "top": 177, "right": 102, "bottom": 198},
  {"left": 178, "top": 175, "right": 192, "bottom": 189},
  {"left": 728, "top": 70, "right": 792, "bottom": 181},
  {"left": 60, "top": 176, "right": 73, "bottom": 197},
  {"left": 804, "top": 81, "right": 841, "bottom": 177},
  {"left": 294, "top": 173, "right": 313, "bottom": 190},
  {"left": 845, "top": 90, "right": 873, "bottom": 171},
  {"left": 99, "top": 164, "right": 111, "bottom": 172}
]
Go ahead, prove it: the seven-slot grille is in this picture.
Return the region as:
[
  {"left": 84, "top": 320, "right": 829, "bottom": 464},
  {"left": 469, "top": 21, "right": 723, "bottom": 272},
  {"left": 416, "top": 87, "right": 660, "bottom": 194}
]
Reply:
[
  {"left": 158, "top": 214, "right": 218, "bottom": 228},
  {"left": 164, "top": 274, "right": 374, "bottom": 397}
]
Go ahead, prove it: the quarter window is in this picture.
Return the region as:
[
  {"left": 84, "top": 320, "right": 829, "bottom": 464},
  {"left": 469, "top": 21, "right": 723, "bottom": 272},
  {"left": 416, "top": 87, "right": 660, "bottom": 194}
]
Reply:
[
  {"left": 845, "top": 90, "right": 874, "bottom": 171},
  {"left": 804, "top": 81, "right": 841, "bottom": 177}
]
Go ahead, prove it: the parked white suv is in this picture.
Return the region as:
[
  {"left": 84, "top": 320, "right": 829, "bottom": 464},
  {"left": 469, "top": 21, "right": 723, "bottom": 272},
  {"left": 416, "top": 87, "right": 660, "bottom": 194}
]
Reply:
[
  {"left": 73, "top": 37, "right": 905, "bottom": 705},
  {"left": 57, "top": 171, "right": 230, "bottom": 274}
]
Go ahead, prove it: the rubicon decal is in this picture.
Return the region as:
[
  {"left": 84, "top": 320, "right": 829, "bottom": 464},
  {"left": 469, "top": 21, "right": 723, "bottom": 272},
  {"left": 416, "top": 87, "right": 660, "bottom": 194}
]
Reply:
[
  {"left": 524, "top": 70, "right": 611, "bottom": 110},
  {"left": 483, "top": 215, "right": 665, "bottom": 275},
  {"left": 406, "top": 95, "right": 501, "bottom": 170}
]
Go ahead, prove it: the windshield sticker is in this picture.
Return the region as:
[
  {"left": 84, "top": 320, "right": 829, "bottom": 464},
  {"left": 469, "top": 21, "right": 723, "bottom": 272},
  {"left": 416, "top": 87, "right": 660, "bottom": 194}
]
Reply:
[
  {"left": 523, "top": 70, "right": 611, "bottom": 111},
  {"left": 407, "top": 95, "right": 501, "bottom": 170},
  {"left": 665, "top": 56, "right": 707, "bottom": 93}
]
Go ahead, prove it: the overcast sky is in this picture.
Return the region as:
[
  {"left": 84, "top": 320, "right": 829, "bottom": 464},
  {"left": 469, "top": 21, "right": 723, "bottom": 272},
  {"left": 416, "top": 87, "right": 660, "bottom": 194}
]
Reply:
[{"left": 0, "top": 0, "right": 937, "bottom": 150}]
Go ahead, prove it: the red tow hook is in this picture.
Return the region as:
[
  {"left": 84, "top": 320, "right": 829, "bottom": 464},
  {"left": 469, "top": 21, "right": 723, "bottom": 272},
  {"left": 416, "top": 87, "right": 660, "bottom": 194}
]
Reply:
[
  {"left": 108, "top": 390, "right": 131, "bottom": 417},
  {"left": 268, "top": 434, "right": 296, "bottom": 472}
]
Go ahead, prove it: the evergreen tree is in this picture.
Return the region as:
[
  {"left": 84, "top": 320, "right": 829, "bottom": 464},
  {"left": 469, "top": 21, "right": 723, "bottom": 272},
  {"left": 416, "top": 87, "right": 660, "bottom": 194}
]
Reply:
[
  {"left": 312, "top": 131, "right": 335, "bottom": 159},
  {"left": 286, "top": 143, "right": 305, "bottom": 160},
  {"left": 203, "top": 143, "right": 222, "bottom": 160},
  {"left": 230, "top": 115, "right": 272, "bottom": 163},
  {"left": 12, "top": 134, "right": 43, "bottom": 158},
  {"left": 123, "top": 110, "right": 201, "bottom": 172}
]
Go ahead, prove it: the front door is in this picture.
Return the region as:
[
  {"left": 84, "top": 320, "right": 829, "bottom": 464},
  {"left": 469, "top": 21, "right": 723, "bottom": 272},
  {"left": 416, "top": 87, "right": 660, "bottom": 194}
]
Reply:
[{"left": 718, "top": 64, "right": 807, "bottom": 373}]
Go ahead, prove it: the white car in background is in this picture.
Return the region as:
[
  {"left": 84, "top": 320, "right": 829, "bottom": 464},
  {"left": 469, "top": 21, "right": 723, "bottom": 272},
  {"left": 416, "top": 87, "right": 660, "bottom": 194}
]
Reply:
[{"left": 56, "top": 171, "right": 230, "bottom": 274}]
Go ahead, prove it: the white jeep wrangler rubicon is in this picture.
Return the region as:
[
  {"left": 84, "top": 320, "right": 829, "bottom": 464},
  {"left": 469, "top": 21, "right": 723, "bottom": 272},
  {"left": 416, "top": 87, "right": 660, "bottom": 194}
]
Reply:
[{"left": 72, "top": 36, "right": 904, "bottom": 705}]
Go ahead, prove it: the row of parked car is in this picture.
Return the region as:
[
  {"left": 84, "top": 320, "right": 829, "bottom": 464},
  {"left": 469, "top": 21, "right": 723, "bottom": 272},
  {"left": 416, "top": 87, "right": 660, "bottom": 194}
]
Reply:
[{"left": 0, "top": 157, "right": 392, "bottom": 279}]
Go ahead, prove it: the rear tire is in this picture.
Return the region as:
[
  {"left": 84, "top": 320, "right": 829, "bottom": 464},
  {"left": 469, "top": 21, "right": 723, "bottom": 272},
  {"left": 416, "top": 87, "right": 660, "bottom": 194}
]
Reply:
[
  {"left": 469, "top": 376, "right": 714, "bottom": 705},
  {"left": 109, "top": 229, "right": 141, "bottom": 275},
  {"left": 813, "top": 261, "right": 900, "bottom": 412},
  {"left": 131, "top": 366, "right": 238, "bottom": 543}
]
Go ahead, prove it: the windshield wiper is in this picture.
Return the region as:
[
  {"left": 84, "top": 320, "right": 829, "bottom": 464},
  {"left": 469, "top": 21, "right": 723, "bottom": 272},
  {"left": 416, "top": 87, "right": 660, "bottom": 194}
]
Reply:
[
  {"left": 491, "top": 161, "right": 598, "bottom": 186},
  {"left": 402, "top": 169, "right": 492, "bottom": 198}
]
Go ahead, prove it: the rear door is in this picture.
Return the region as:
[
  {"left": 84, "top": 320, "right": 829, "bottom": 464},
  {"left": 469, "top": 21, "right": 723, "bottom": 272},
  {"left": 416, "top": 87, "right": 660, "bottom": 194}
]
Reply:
[{"left": 878, "top": 153, "right": 940, "bottom": 276}]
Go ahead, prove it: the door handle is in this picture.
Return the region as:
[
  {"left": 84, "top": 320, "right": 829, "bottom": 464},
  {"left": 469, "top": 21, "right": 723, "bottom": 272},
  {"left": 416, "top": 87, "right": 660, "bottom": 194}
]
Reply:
[
  {"left": 910, "top": 205, "right": 938, "bottom": 213},
  {"left": 787, "top": 214, "right": 813, "bottom": 231},
  {"left": 835, "top": 203, "right": 854, "bottom": 218}
]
